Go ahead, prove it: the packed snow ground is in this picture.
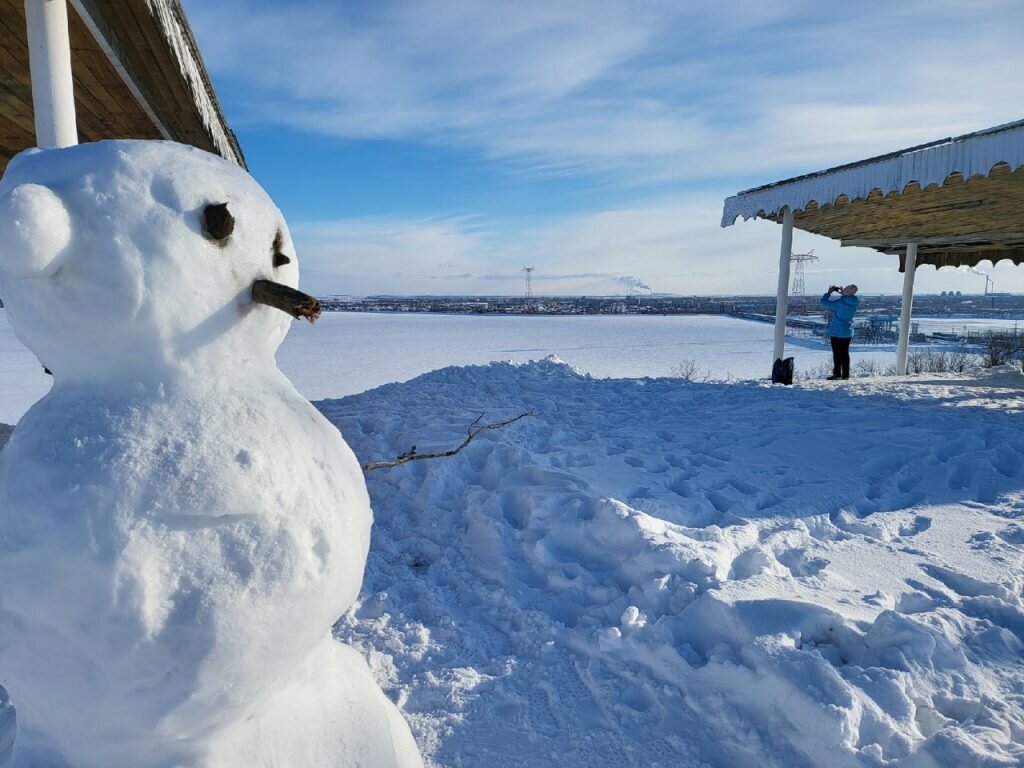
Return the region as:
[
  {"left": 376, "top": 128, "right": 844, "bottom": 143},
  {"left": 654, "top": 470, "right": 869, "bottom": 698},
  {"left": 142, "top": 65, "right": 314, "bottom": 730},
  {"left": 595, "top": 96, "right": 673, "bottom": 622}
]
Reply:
[
  {"left": 3, "top": 345, "right": 1024, "bottom": 766},
  {"left": 317, "top": 358, "right": 1024, "bottom": 768}
]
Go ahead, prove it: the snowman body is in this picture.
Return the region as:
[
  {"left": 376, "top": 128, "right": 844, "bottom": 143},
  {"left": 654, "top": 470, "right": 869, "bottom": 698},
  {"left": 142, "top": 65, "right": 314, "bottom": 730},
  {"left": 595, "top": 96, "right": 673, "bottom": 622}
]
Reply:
[{"left": 0, "top": 141, "right": 422, "bottom": 768}]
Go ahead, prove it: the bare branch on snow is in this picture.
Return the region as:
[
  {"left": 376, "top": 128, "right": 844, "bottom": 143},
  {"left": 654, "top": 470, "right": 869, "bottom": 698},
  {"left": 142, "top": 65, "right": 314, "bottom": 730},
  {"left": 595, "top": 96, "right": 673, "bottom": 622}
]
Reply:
[{"left": 361, "top": 411, "right": 534, "bottom": 472}]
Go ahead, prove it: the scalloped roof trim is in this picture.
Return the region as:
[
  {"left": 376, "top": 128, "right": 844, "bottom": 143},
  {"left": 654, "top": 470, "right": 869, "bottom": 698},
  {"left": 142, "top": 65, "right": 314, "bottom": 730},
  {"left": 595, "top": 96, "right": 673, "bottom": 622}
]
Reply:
[{"left": 722, "top": 120, "right": 1024, "bottom": 227}]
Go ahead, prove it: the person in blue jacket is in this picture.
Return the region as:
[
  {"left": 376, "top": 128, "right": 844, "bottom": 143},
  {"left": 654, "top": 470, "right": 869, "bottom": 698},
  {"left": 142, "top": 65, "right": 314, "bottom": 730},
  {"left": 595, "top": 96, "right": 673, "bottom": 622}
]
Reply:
[{"left": 820, "top": 284, "right": 859, "bottom": 380}]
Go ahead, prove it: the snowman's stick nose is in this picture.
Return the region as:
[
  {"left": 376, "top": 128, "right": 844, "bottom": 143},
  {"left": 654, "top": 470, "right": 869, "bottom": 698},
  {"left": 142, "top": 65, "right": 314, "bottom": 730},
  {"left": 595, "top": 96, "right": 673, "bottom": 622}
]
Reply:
[{"left": 251, "top": 279, "right": 321, "bottom": 323}]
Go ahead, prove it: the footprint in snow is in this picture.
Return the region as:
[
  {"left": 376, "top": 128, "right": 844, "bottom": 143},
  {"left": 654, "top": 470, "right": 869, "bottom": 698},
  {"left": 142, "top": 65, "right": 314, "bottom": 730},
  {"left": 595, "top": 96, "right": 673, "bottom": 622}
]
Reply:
[
  {"left": 668, "top": 477, "right": 694, "bottom": 498},
  {"left": 754, "top": 492, "right": 784, "bottom": 511},
  {"left": 664, "top": 454, "right": 688, "bottom": 469},
  {"left": 992, "top": 444, "right": 1023, "bottom": 478},
  {"left": 946, "top": 458, "right": 975, "bottom": 492},
  {"left": 861, "top": 455, "right": 895, "bottom": 480},
  {"left": 896, "top": 587, "right": 943, "bottom": 614},
  {"left": 995, "top": 525, "right": 1024, "bottom": 544},
  {"left": 706, "top": 490, "right": 735, "bottom": 514},
  {"left": 921, "top": 563, "right": 1011, "bottom": 601},
  {"left": 896, "top": 470, "right": 924, "bottom": 494},
  {"left": 935, "top": 438, "right": 969, "bottom": 462},
  {"left": 832, "top": 512, "right": 931, "bottom": 541},
  {"left": 727, "top": 547, "right": 776, "bottom": 580},
  {"left": 776, "top": 548, "right": 830, "bottom": 578}
]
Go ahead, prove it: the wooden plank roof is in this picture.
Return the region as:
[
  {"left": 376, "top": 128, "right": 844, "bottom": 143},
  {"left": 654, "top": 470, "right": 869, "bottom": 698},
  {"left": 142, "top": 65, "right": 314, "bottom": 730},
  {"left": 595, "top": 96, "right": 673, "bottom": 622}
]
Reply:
[
  {"left": 0, "top": 0, "right": 244, "bottom": 175},
  {"left": 721, "top": 120, "right": 1024, "bottom": 271}
]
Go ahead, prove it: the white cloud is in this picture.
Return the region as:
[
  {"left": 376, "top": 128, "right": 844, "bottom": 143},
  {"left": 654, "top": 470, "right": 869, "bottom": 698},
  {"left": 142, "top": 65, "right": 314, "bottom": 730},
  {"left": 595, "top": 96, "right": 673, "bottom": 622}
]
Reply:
[
  {"left": 294, "top": 214, "right": 497, "bottom": 295},
  {"left": 292, "top": 193, "right": 1024, "bottom": 298},
  {"left": 189, "top": 0, "right": 1024, "bottom": 182},
  {"left": 186, "top": 0, "right": 1024, "bottom": 297}
]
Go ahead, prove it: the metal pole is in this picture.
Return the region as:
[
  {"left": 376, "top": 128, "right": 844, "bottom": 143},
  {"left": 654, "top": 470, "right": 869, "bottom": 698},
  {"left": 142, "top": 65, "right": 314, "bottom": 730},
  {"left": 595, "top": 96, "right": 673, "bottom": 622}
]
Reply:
[
  {"left": 773, "top": 207, "right": 794, "bottom": 364},
  {"left": 25, "top": 0, "right": 78, "bottom": 148},
  {"left": 896, "top": 242, "right": 918, "bottom": 375}
]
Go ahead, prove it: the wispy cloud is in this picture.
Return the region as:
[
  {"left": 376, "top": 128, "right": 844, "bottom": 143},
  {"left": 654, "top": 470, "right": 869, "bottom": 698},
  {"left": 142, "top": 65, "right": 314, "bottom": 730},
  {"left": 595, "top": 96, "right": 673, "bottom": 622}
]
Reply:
[
  {"left": 191, "top": 0, "right": 1024, "bottom": 183},
  {"left": 186, "top": 0, "right": 1024, "bottom": 296},
  {"left": 289, "top": 196, "right": 903, "bottom": 296}
]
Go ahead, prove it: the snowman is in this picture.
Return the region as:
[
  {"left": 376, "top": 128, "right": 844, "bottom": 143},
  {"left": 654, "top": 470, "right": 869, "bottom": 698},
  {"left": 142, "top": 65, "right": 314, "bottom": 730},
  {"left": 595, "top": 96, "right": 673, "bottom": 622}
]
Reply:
[{"left": 0, "top": 141, "right": 423, "bottom": 768}]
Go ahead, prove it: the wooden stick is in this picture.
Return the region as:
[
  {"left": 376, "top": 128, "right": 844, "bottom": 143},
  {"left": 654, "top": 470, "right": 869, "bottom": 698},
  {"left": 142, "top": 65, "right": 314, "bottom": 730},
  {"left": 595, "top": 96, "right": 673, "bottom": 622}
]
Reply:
[
  {"left": 252, "top": 280, "right": 321, "bottom": 323},
  {"left": 362, "top": 411, "right": 535, "bottom": 471}
]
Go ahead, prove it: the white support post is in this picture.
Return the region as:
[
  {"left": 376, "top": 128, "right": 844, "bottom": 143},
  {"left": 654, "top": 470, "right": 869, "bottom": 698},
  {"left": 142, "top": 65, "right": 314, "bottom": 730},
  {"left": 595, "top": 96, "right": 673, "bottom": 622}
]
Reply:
[
  {"left": 896, "top": 242, "right": 918, "bottom": 376},
  {"left": 25, "top": 0, "right": 78, "bottom": 148},
  {"left": 772, "top": 207, "right": 794, "bottom": 365}
]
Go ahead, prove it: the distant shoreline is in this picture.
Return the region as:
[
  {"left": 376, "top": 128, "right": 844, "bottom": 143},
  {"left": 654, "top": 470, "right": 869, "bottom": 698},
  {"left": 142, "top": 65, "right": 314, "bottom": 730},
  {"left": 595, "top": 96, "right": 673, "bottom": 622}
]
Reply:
[{"left": 316, "top": 293, "right": 1024, "bottom": 319}]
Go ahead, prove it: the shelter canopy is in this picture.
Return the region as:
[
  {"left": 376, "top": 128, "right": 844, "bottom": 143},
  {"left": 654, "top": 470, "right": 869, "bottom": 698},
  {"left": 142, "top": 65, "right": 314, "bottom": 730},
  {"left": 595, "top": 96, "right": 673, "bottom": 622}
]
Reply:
[
  {"left": 722, "top": 120, "right": 1024, "bottom": 271},
  {"left": 0, "top": 0, "right": 243, "bottom": 174}
]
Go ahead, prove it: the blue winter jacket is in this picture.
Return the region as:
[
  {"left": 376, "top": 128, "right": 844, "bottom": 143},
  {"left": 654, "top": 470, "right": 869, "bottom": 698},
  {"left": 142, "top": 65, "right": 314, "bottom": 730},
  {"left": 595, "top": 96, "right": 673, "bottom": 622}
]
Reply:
[{"left": 820, "top": 292, "right": 859, "bottom": 338}]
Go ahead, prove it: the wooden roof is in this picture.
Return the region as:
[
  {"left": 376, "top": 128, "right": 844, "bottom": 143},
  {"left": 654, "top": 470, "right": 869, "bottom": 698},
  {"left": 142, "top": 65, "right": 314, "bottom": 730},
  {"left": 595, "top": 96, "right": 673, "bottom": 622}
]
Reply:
[
  {"left": 0, "top": 0, "right": 244, "bottom": 175},
  {"left": 722, "top": 120, "right": 1024, "bottom": 271}
]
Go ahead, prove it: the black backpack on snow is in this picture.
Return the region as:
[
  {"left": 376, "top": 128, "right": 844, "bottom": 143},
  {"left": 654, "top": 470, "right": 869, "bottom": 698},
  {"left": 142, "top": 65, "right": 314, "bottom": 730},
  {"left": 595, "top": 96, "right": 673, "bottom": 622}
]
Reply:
[{"left": 772, "top": 357, "right": 794, "bottom": 386}]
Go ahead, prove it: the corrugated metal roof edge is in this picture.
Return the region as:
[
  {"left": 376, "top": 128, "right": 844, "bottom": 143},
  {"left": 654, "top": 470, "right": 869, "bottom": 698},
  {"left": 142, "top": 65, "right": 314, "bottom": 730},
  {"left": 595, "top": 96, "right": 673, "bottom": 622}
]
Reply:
[{"left": 722, "top": 119, "right": 1024, "bottom": 228}]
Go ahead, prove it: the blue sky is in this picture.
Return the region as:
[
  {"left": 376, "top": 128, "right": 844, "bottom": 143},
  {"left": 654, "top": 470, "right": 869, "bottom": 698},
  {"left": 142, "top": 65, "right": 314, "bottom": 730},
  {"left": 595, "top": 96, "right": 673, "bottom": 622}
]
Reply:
[{"left": 184, "top": 0, "right": 1024, "bottom": 297}]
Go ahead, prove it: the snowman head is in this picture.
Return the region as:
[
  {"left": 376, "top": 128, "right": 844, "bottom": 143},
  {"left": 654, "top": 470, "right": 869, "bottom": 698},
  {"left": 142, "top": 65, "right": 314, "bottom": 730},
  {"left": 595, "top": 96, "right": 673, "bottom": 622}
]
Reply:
[{"left": 0, "top": 141, "right": 319, "bottom": 383}]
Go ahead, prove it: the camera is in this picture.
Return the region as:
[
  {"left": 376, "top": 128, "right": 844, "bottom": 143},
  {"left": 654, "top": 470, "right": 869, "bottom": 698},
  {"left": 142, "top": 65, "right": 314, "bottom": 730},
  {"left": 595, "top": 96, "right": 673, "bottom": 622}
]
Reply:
[{"left": 829, "top": 285, "right": 841, "bottom": 293}]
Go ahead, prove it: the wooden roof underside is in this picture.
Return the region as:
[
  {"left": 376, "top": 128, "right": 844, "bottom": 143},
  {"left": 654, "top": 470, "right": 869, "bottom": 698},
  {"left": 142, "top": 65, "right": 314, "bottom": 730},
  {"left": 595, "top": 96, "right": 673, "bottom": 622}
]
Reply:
[
  {"left": 766, "top": 164, "right": 1024, "bottom": 272},
  {"left": 722, "top": 120, "right": 1024, "bottom": 272},
  {"left": 0, "top": 0, "right": 243, "bottom": 176}
]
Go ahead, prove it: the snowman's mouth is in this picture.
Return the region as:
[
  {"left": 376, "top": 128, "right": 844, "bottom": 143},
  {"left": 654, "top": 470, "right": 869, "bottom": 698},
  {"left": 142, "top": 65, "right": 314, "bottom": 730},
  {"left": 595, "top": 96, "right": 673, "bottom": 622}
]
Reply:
[{"left": 251, "top": 280, "right": 321, "bottom": 323}]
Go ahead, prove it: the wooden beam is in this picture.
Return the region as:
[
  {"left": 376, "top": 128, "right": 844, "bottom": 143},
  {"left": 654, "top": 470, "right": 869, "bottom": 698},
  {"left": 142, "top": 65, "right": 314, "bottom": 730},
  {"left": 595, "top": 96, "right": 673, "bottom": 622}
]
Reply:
[
  {"left": 773, "top": 165, "right": 1024, "bottom": 246},
  {"left": 842, "top": 232, "right": 1024, "bottom": 249},
  {"left": 67, "top": 0, "right": 172, "bottom": 139}
]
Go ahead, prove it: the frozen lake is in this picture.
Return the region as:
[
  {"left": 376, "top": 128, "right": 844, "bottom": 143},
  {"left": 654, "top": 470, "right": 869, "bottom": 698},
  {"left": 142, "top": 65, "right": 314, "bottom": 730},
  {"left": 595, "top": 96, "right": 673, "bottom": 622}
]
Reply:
[
  {"left": 1, "top": 310, "right": 905, "bottom": 423},
  {"left": 912, "top": 317, "right": 1024, "bottom": 335}
]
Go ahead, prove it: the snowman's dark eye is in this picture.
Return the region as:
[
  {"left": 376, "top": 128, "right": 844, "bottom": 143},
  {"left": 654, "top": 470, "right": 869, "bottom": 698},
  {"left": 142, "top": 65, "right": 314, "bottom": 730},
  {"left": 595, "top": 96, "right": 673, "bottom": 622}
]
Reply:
[
  {"left": 272, "top": 230, "right": 291, "bottom": 267},
  {"left": 203, "top": 203, "right": 234, "bottom": 244}
]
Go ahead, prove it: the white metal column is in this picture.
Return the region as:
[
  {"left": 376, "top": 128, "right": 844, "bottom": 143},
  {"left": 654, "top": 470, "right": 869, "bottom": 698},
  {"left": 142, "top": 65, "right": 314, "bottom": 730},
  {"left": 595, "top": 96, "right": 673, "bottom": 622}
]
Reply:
[
  {"left": 896, "top": 242, "right": 918, "bottom": 375},
  {"left": 25, "top": 0, "right": 78, "bottom": 148},
  {"left": 772, "top": 207, "right": 794, "bottom": 364}
]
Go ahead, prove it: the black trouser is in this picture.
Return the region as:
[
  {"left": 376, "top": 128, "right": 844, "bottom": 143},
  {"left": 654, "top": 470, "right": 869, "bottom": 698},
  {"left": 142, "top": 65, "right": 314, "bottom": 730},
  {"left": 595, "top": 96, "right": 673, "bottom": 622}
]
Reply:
[{"left": 830, "top": 336, "right": 851, "bottom": 379}]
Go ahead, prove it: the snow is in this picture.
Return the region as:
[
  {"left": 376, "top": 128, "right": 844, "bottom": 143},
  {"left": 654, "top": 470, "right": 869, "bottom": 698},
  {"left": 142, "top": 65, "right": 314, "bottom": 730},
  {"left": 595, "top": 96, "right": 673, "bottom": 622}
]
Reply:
[
  {"left": 1, "top": 310, "right": 902, "bottom": 425},
  {"left": 276, "top": 312, "right": 831, "bottom": 399},
  {"left": 1, "top": 143, "right": 1023, "bottom": 767},
  {"left": 318, "top": 358, "right": 1024, "bottom": 767},
  {"left": 4, "top": 306, "right": 1024, "bottom": 765},
  {"left": 0, "top": 141, "right": 421, "bottom": 768}
]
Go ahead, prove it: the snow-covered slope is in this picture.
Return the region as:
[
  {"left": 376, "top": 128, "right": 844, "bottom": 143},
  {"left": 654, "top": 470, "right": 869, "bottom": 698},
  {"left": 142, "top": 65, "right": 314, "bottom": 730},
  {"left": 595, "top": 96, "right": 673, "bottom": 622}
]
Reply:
[{"left": 322, "top": 358, "right": 1024, "bottom": 768}]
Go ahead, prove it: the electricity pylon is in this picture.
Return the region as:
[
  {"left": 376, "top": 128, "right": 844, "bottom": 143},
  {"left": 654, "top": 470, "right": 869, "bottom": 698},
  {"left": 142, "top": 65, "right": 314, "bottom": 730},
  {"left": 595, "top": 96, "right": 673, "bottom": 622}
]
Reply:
[
  {"left": 790, "top": 250, "right": 818, "bottom": 295},
  {"left": 523, "top": 266, "right": 536, "bottom": 312}
]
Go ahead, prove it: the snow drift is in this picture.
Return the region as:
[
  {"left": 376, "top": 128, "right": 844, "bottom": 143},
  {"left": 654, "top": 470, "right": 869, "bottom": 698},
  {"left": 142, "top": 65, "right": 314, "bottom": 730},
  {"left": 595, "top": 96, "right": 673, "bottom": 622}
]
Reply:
[{"left": 325, "top": 358, "right": 1024, "bottom": 767}]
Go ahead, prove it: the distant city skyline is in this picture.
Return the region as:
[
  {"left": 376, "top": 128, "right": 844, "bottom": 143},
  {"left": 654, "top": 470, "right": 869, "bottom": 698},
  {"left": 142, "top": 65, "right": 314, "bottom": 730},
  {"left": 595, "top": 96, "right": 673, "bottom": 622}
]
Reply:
[{"left": 184, "top": 1, "right": 1024, "bottom": 298}]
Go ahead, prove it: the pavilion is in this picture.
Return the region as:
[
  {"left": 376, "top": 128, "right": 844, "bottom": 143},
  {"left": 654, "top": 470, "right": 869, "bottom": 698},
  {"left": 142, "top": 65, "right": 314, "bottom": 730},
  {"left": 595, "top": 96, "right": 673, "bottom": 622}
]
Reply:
[
  {"left": 0, "top": 0, "right": 242, "bottom": 171},
  {"left": 722, "top": 119, "right": 1024, "bottom": 375}
]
